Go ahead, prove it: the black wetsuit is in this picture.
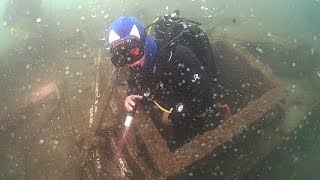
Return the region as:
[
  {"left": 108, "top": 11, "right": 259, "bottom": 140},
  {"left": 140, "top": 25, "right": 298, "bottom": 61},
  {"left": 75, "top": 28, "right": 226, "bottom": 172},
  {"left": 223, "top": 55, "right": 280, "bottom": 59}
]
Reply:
[{"left": 127, "top": 43, "right": 214, "bottom": 126}]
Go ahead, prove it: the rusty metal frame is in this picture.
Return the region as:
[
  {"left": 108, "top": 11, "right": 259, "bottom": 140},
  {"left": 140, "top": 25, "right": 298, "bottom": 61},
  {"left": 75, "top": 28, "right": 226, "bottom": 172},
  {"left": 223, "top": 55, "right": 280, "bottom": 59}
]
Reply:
[{"left": 125, "top": 39, "right": 290, "bottom": 179}]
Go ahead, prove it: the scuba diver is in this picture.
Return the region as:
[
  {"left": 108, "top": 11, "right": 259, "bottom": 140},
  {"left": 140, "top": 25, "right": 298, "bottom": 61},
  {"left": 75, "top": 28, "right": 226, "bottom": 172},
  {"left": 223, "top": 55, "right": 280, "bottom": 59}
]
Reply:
[{"left": 106, "top": 11, "right": 229, "bottom": 150}]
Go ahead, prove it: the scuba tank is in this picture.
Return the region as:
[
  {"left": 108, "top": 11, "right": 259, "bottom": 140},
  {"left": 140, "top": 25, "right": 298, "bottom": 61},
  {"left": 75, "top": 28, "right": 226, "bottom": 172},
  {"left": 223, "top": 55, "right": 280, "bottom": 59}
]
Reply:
[{"left": 146, "top": 9, "right": 219, "bottom": 79}]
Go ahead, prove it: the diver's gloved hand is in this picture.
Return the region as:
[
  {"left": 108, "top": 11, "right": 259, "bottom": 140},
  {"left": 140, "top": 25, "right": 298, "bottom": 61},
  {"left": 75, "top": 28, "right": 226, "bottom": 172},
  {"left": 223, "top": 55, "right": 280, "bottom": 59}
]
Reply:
[
  {"left": 125, "top": 95, "right": 143, "bottom": 112},
  {"left": 216, "top": 102, "right": 231, "bottom": 120},
  {"left": 162, "top": 112, "right": 173, "bottom": 126}
]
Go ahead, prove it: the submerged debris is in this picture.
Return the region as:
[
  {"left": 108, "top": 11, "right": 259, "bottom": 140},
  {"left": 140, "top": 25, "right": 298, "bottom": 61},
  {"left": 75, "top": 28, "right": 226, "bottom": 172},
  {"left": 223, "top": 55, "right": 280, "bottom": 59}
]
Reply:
[
  {"left": 256, "top": 47, "right": 264, "bottom": 54},
  {"left": 232, "top": 18, "right": 236, "bottom": 24}
]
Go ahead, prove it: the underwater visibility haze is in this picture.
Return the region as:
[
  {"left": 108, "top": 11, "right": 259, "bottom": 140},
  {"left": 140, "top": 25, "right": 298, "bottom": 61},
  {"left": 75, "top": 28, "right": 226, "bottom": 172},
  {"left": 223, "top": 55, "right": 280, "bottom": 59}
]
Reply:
[{"left": 0, "top": 0, "right": 319, "bottom": 179}]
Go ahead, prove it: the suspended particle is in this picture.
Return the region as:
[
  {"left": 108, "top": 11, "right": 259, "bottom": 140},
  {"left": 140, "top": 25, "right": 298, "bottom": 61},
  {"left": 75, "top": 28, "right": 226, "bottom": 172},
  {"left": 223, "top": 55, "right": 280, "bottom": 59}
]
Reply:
[
  {"left": 292, "top": 63, "right": 296, "bottom": 67},
  {"left": 256, "top": 47, "right": 263, "bottom": 54},
  {"left": 36, "top": 18, "right": 42, "bottom": 23},
  {"left": 311, "top": 48, "right": 315, "bottom": 55},
  {"left": 39, "top": 139, "right": 44, "bottom": 144},
  {"left": 54, "top": 140, "right": 59, "bottom": 145}
]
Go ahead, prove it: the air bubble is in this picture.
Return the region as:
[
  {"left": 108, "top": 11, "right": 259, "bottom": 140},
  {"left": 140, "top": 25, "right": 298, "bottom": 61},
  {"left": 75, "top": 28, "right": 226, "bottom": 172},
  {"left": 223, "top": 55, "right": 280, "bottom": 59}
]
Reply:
[
  {"left": 65, "top": 71, "right": 70, "bottom": 75},
  {"left": 36, "top": 18, "right": 41, "bottom": 23},
  {"left": 78, "top": 89, "right": 82, "bottom": 93},
  {"left": 311, "top": 48, "right": 315, "bottom": 55},
  {"left": 54, "top": 140, "right": 59, "bottom": 145},
  {"left": 81, "top": 16, "right": 85, "bottom": 20},
  {"left": 292, "top": 63, "right": 296, "bottom": 67},
  {"left": 28, "top": 46, "right": 32, "bottom": 50},
  {"left": 65, "top": 66, "right": 70, "bottom": 70},
  {"left": 39, "top": 139, "right": 44, "bottom": 144}
]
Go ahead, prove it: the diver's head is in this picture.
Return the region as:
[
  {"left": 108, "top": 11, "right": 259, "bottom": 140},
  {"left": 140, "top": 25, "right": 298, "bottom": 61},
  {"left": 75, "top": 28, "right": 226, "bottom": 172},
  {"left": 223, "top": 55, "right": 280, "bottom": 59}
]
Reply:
[{"left": 107, "top": 16, "right": 157, "bottom": 68}]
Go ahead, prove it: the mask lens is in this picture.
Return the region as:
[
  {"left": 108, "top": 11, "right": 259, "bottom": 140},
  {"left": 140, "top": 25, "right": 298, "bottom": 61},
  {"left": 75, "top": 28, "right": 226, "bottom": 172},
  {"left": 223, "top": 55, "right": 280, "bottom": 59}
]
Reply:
[
  {"left": 110, "top": 37, "right": 144, "bottom": 67},
  {"left": 110, "top": 54, "right": 126, "bottom": 67},
  {"left": 130, "top": 47, "right": 141, "bottom": 56}
]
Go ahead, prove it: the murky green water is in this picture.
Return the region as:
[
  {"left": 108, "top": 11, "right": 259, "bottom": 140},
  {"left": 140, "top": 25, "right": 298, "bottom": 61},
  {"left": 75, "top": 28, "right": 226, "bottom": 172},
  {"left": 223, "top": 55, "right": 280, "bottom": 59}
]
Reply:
[{"left": 0, "top": 0, "right": 319, "bottom": 179}]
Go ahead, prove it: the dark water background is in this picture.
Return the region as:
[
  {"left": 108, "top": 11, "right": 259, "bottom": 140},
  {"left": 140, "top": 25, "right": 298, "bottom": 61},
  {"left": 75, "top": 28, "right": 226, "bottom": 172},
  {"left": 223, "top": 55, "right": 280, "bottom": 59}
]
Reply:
[{"left": 0, "top": 0, "right": 319, "bottom": 179}]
